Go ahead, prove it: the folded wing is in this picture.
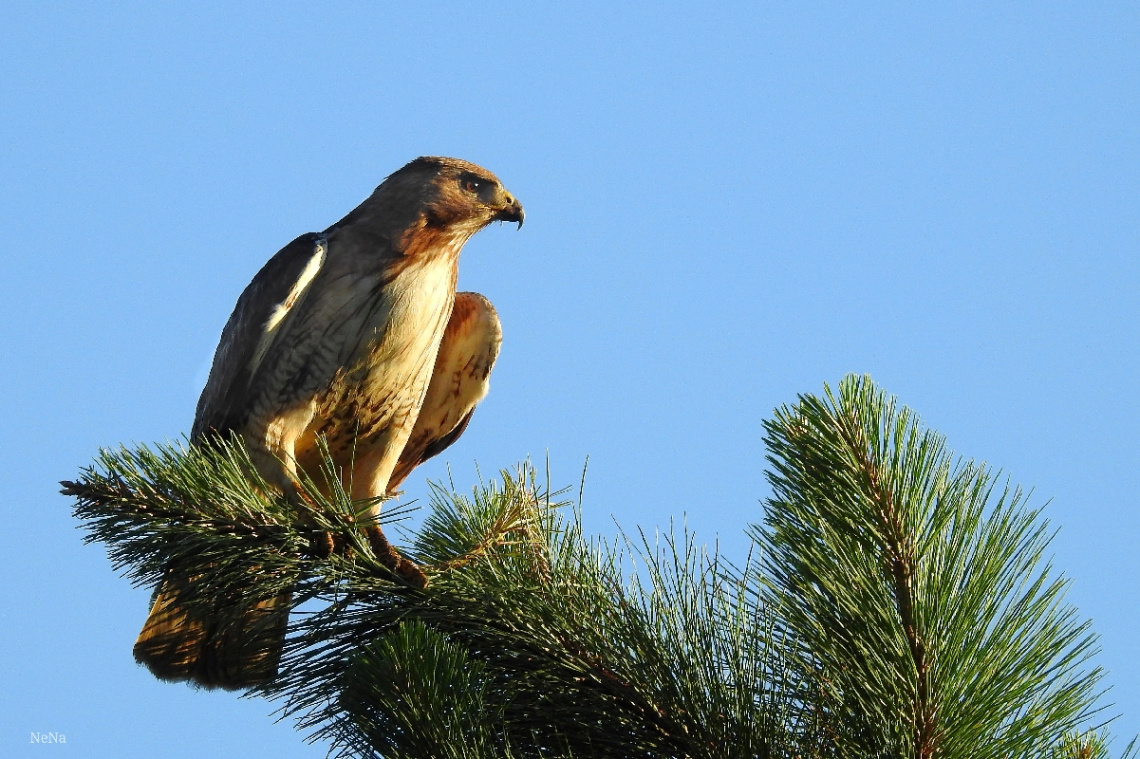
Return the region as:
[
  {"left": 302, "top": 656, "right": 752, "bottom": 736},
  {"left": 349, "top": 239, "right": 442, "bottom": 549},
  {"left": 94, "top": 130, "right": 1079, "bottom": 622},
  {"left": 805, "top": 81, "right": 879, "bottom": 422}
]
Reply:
[
  {"left": 191, "top": 233, "right": 328, "bottom": 440},
  {"left": 387, "top": 292, "right": 502, "bottom": 492}
]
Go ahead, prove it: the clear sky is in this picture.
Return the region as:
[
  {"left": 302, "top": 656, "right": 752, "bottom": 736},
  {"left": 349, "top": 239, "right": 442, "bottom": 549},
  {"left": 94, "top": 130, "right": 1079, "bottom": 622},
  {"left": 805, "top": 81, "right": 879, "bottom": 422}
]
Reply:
[{"left": 2, "top": 3, "right": 1137, "bottom": 756}]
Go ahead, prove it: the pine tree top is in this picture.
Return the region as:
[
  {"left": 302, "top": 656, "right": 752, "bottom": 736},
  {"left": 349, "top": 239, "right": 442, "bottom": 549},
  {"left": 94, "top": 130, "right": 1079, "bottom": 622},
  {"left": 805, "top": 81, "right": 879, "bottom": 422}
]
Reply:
[{"left": 63, "top": 375, "right": 1133, "bottom": 759}]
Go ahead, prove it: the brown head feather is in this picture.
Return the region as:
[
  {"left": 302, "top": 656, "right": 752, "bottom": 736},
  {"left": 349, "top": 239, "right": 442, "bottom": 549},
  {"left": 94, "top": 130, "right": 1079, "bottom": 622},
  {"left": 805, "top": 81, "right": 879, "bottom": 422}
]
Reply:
[{"left": 328, "top": 157, "right": 522, "bottom": 253}]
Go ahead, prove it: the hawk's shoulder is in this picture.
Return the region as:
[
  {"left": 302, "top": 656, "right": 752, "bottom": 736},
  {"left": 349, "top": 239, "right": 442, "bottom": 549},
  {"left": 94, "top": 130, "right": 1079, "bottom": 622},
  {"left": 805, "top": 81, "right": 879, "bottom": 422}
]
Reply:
[{"left": 191, "top": 232, "right": 328, "bottom": 440}]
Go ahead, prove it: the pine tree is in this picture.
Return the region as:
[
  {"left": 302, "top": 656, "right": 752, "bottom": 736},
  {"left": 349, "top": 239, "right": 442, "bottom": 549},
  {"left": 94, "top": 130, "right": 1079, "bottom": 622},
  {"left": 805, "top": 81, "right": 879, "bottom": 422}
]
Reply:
[{"left": 63, "top": 375, "right": 1133, "bottom": 758}]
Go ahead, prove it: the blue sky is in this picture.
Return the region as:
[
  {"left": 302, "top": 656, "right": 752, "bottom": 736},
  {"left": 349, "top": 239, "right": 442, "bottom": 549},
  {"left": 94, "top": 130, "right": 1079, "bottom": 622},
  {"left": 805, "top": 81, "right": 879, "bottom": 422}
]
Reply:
[{"left": 2, "top": 3, "right": 1137, "bottom": 756}]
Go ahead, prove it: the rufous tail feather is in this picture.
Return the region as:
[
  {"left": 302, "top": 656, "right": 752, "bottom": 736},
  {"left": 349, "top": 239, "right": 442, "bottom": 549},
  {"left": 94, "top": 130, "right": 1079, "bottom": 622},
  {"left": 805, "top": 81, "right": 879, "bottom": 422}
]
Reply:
[{"left": 133, "top": 583, "right": 290, "bottom": 690}]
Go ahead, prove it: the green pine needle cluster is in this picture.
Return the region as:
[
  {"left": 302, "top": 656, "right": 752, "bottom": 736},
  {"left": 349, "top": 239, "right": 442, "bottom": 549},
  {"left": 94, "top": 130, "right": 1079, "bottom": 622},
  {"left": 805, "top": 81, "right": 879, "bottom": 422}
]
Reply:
[
  {"left": 756, "top": 376, "right": 1128, "bottom": 759},
  {"left": 63, "top": 375, "right": 1133, "bottom": 759}
]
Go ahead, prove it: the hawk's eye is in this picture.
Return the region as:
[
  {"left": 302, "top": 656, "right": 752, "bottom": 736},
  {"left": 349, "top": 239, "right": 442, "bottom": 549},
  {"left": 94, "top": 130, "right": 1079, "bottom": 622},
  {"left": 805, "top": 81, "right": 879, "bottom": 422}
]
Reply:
[{"left": 460, "top": 175, "right": 486, "bottom": 194}]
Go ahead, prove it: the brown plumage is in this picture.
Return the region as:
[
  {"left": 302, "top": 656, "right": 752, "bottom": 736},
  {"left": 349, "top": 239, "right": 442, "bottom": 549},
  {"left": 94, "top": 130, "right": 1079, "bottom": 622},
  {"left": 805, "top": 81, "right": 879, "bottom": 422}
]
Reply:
[{"left": 134, "top": 156, "right": 522, "bottom": 689}]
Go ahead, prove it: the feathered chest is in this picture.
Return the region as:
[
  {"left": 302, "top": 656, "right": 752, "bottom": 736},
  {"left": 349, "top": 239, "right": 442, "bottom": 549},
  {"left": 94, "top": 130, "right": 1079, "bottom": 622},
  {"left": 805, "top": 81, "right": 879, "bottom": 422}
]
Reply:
[
  {"left": 357, "top": 253, "right": 458, "bottom": 386},
  {"left": 311, "top": 246, "right": 460, "bottom": 444}
]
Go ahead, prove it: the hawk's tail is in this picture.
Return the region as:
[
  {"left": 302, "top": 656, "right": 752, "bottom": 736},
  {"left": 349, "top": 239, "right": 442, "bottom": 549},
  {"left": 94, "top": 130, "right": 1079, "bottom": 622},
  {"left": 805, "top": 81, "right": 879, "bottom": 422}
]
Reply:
[{"left": 133, "top": 583, "right": 290, "bottom": 690}]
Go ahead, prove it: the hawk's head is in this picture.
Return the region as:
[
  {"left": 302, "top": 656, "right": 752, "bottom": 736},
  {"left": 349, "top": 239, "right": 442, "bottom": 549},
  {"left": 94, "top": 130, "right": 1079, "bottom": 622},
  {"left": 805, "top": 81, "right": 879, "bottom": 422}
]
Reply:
[
  {"left": 408, "top": 156, "right": 524, "bottom": 231},
  {"left": 345, "top": 157, "right": 523, "bottom": 245}
]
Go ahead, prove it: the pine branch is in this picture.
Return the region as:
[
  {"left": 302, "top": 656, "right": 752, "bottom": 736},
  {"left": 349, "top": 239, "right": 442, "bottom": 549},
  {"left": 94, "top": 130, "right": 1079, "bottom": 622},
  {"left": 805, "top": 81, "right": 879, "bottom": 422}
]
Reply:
[
  {"left": 62, "top": 375, "right": 1127, "bottom": 759},
  {"left": 66, "top": 443, "right": 798, "bottom": 758},
  {"left": 270, "top": 468, "right": 802, "bottom": 758},
  {"left": 755, "top": 374, "right": 1107, "bottom": 758},
  {"left": 62, "top": 437, "right": 424, "bottom": 632}
]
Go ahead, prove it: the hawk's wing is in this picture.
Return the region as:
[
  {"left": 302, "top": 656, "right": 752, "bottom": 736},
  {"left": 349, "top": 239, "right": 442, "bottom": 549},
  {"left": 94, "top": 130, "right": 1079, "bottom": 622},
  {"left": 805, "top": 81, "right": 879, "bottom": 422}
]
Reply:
[
  {"left": 191, "top": 233, "right": 328, "bottom": 440},
  {"left": 387, "top": 292, "right": 502, "bottom": 492}
]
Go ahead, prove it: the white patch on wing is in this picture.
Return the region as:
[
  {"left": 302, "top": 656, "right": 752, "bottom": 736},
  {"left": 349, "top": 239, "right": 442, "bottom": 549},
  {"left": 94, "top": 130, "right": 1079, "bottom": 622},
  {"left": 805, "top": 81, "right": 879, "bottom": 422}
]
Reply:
[{"left": 249, "top": 239, "right": 326, "bottom": 379}]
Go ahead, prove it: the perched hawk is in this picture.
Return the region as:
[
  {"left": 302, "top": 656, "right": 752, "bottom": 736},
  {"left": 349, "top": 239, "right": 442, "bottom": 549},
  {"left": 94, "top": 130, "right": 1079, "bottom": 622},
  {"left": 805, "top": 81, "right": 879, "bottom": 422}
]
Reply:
[{"left": 134, "top": 156, "right": 522, "bottom": 689}]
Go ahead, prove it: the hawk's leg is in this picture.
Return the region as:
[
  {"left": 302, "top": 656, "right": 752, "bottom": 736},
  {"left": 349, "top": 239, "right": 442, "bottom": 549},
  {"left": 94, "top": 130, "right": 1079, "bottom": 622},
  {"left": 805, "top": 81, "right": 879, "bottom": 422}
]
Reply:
[
  {"left": 331, "top": 426, "right": 426, "bottom": 587},
  {"left": 247, "top": 400, "right": 319, "bottom": 499}
]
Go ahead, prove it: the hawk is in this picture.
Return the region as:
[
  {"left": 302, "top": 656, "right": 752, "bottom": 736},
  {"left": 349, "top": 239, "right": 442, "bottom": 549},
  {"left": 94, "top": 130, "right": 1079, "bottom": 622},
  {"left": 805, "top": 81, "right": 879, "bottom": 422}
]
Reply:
[{"left": 134, "top": 156, "right": 523, "bottom": 689}]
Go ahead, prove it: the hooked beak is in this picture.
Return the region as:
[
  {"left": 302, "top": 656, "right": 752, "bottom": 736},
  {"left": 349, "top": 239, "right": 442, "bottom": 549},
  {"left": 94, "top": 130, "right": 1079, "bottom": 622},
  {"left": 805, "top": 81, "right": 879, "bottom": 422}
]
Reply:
[{"left": 494, "top": 193, "right": 525, "bottom": 229}]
